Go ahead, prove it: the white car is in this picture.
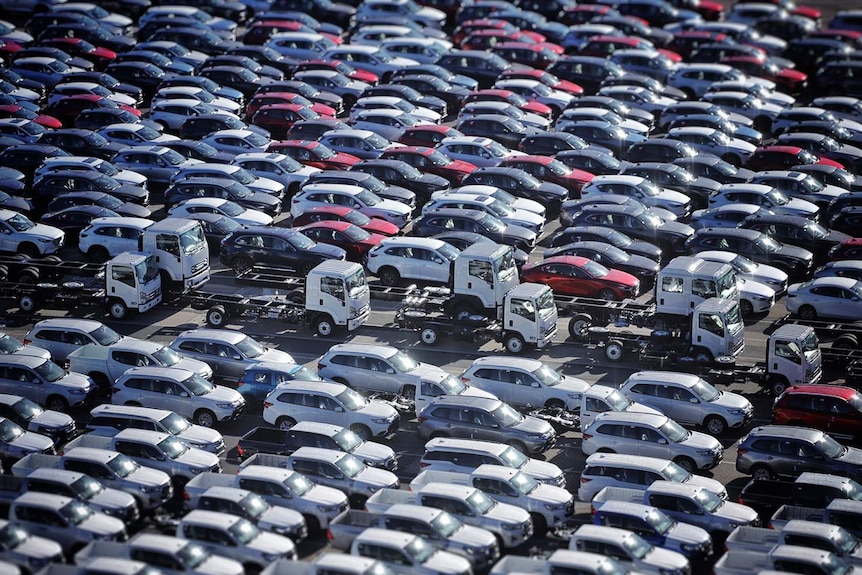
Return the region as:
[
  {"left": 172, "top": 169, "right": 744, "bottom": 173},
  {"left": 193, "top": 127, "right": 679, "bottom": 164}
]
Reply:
[
  {"left": 444, "top": 185, "right": 545, "bottom": 218},
  {"left": 737, "top": 276, "right": 776, "bottom": 315},
  {"left": 168, "top": 198, "right": 273, "bottom": 227},
  {"left": 493, "top": 78, "right": 576, "bottom": 116},
  {"left": 706, "top": 80, "right": 795, "bottom": 108},
  {"left": 667, "top": 63, "right": 750, "bottom": 99},
  {"left": 350, "top": 95, "right": 441, "bottom": 124},
  {"left": 701, "top": 91, "right": 783, "bottom": 131},
  {"left": 556, "top": 107, "right": 650, "bottom": 137},
  {"left": 97, "top": 123, "right": 178, "bottom": 146},
  {"left": 771, "top": 106, "right": 862, "bottom": 138},
  {"left": 596, "top": 85, "right": 677, "bottom": 118},
  {"left": 152, "top": 86, "right": 242, "bottom": 116},
  {"left": 0, "top": 209, "right": 63, "bottom": 257},
  {"left": 354, "top": 0, "right": 445, "bottom": 28},
  {"left": 457, "top": 100, "right": 549, "bottom": 130},
  {"left": 48, "top": 82, "right": 137, "bottom": 108},
  {"left": 435, "top": 136, "right": 525, "bottom": 168},
  {"left": 35, "top": 156, "right": 147, "bottom": 190},
  {"left": 787, "top": 276, "right": 862, "bottom": 321},
  {"left": 666, "top": 126, "right": 756, "bottom": 166},
  {"left": 379, "top": 37, "right": 450, "bottom": 64},
  {"left": 170, "top": 163, "right": 284, "bottom": 199},
  {"left": 321, "top": 44, "right": 420, "bottom": 80},
  {"left": 233, "top": 152, "right": 320, "bottom": 197},
  {"left": 366, "top": 236, "right": 459, "bottom": 285},
  {"left": 422, "top": 192, "right": 544, "bottom": 234},
  {"left": 148, "top": 99, "right": 236, "bottom": 131},
  {"left": 682, "top": 250, "right": 788, "bottom": 295},
  {"left": 349, "top": 108, "right": 431, "bottom": 141},
  {"left": 708, "top": 183, "right": 820, "bottom": 220},
  {"left": 290, "top": 183, "right": 412, "bottom": 228},
  {"left": 264, "top": 32, "right": 338, "bottom": 61},
  {"left": 580, "top": 175, "right": 692, "bottom": 218},
  {"left": 201, "top": 129, "right": 271, "bottom": 155},
  {"left": 77, "top": 217, "right": 153, "bottom": 260}
]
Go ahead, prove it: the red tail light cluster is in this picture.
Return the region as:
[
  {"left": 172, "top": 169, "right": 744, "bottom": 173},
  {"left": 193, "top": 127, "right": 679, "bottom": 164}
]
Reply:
[{"left": 262, "top": 402, "right": 273, "bottom": 409}]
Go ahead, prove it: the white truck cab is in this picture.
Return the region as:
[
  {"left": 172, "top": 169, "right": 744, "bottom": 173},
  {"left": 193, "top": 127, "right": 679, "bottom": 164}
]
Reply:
[
  {"left": 139, "top": 218, "right": 209, "bottom": 294},
  {"left": 656, "top": 256, "right": 739, "bottom": 316},
  {"left": 304, "top": 261, "right": 370, "bottom": 333}
]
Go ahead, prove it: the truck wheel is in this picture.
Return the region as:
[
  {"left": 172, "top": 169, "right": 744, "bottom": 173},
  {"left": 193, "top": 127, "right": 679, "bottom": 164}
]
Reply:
[
  {"left": 530, "top": 513, "right": 548, "bottom": 537},
  {"left": 314, "top": 315, "right": 335, "bottom": 337},
  {"left": 89, "top": 373, "right": 110, "bottom": 395},
  {"left": 286, "top": 290, "right": 304, "bottom": 305},
  {"left": 798, "top": 305, "right": 817, "bottom": 320},
  {"left": 599, "top": 288, "right": 617, "bottom": 301},
  {"left": 768, "top": 376, "right": 789, "bottom": 397},
  {"left": 739, "top": 299, "right": 753, "bottom": 316},
  {"left": 545, "top": 399, "right": 565, "bottom": 410},
  {"left": 108, "top": 299, "right": 128, "bottom": 320},
  {"left": 673, "top": 456, "right": 695, "bottom": 473},
  {"left": 18, "top": 267, "right": 39, "bottom": 285},
  {"left": 505, "top": 333, "right": 525, "bottom": 354},
  {"left": 17, "top": 294, "right": 37, "bottom": 313},
  {"left": 231, "top": 256, "right": 254, "bottom": 275},
  {"left": 751, "top": 465, "right": 775, "bottom": 481},
  {"left": 276, "top": 417, "right": 296, "bottom": 430},
  {"left": 568, "top": 314, "right": 592, "bottom": 338},
  {"left": 46, "top": 395, "right": 69, "bottom": 413},
  {"left": 349, "top": 494, "right": 367, "bottom": 509},
  {"left": 350, "top": 424, "right": 371, "bottom": 441},
  {"left": 694, "top": 348, "right": 714, "bottom": 364},
  {"left": 87, "top": 246, "right": 109, "bottom": 262},
  {"left": 194, "top": 409, "right": 216, "bottom": 428},
  {"left": 0, "top": 265, "right": 8, "bottom": 282},
  {"left": 704, "top": 415, "right": 727, "bottom": 436},
  {"left": 378, "top": 266, "right": 400, "bottom": 286},
  {"left": 834, "top": 334, "right": 859, "bottom": 350},
  {"left": 420, "top": 327, "right": 438, "bottom": 345},
  {"left": 242, "top": 563, "right": 262, "bottom": 575},
  {"left": 451, "top": 302, "right": 478, "bottom": 321},
  {"left": 206, "top": 306, "right": 227, "bottom": 328},
  {"left": 604, "top": 340, "right": 624, "bottom": 362}
]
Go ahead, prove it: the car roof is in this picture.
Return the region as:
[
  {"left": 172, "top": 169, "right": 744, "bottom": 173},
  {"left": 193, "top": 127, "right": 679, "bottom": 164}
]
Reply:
[
  {"left": 273, "top": 380, "right": 346, "bottom": 395},
  {"left": 469, "top": 356, "right": 544, "bottom": 371},
  {"left": 175, "top": 328, "right": 251, "bottom": 345}
]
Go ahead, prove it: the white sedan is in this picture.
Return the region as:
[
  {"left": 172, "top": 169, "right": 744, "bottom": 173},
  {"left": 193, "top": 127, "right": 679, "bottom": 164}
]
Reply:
[
  {"left": 787, "top": 277, "right": 862, "bottom": 321},
  {"left": 168, "top": 198, "right": 273, "bottom": 228}
]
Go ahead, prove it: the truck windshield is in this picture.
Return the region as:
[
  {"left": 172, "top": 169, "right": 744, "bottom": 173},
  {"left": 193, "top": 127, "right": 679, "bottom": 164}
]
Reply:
[
  {"left": 0, "top": 334, "right": 23, "bottom": 353},
  {"left": 363, "top": 563, "right": 395, "bottom": 575},
  {"left": 179, "top": 225, "right": 206, "bottom": 256},
  {"left": 536, "top": 289, "right": 556, "bottom": 318},
  {"left": 499, "top": 446, "right": 528, "bottom": 469},
  {"left": 11, "top": 398, "right": 41, "bottom": 422},
  {"left": 405, "top": 536, "right": 435, "bottom": 564},
  {"left": 645, "top": 509, "right": 674, "bottom": 535},
  {"left": 335, "top": 454, "right": 364, "bottom": 478},
  {"left": 334, "top": 428, "right": 363, "bottom": 453},
  {"left": 177, "top": 542, "right": 211, "bottom": 568},
  {"left": 107, "top": 454, "right": 139, "bottom": 477},
  {"left": 494, "top": 249, "right": 517, "bottom": 283},
  {"left": 228, "top": 518, "right": 260, "bottom": 545},
  {"left": 510, "top": 471, "right": 538, "bottom": 495},
  {"left": 661, "top": 462, "right": 691, "bottom": 483},
  {"left": 60, "top": 500, "right": 93, "bottom": 525},
  {"left": 491, "top": 403, "right": 524, "bottom": 427},
  {"left": 158, "top": 436, "right": 188, "bottom": 458},
  {"left": 0, "top": 523, "right": 27, "bottom": 548},
  {"left": 532, "top": 364, "right": 561, "bottom": 387},
  {"left": 34, "top": 360, "right": 66, "bottom": 382},
  {"left": 693, "top": 488, "right": 722, "bottom": 513},
  {"left": 160, "top": 413, "right": 191, "bottom": 435},
  {"left": 0, "top": 419, "right": 22, "bottom": 442},
  {"left": 152, "top": 346, "right": 182, "bottom": 367},
  {"left": 717, "top": 270, "right": 736, "bottom": 299},
  {"left": 596, "top": 559, "right": 628, "bottom": 575},
  {"left": 726, "top": 304, "right": 744, "bottom": 335},
  {"left": 659, "top": 419, "right": 689, "bottom": 443},
  {"left": 389, "top": 350, "right": 419, "bottom": 373},
  {"left": 278, "top": 365, "right": 320, "bottom": 383},
  {"left": 466, "top": 490, "right": 496, "bottom": 514},
  {"left": 691, "top": 379, "right": 720, "bottom": 403},
  {"left": 430, "top": 511, "right": 462, "bottom": 537},
  {"left": 438, "top": 375, "right": 466, "bottom": 395},
  {"left": 240, "top": 494, "right": 270, "bottom": 519},
  {"left": 606, "top": 390, "right": 633, "bottom": 411},
  {"left": 184, "top": 374, "right": 214, "bottom": 397},
  {"left": 843, "top": 479, "right": 862, "bottom": 501},
  {"left": 284, "top": 472, "right": 313, "bottom": 496},
  {"left": 72, "top": 476, "right": 104, "bottom": 500},
  {"left": 336, "top": 388, "right": 367, "bottom": 411},
  {"left": 622, "top": 532, "right": 652, "bottom": 559},
  {"left": 135, "top": 257, "right": 159, "bottom": 284},
  {"left": 345, "top": 268, "right": 368, "bottom": 298},
  {"left": 235, "top": 336, "right": 266, "bottom": 359}
]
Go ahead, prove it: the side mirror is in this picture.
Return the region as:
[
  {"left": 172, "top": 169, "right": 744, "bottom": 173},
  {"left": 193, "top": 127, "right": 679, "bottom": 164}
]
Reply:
[
  {"left": 531, "top": 382, "right": 540, "bottom": 388},
  {"left": 386, "top": 368, "right": 395, "bottom": 374},
  {"left": 689, "top": 398, "right": 698, "bottom": 404},
  {"left": 335, "top": 406, "right": 344, "bottom": 413},
  {"left": 658, "top": 438, "right": 667, "bottom": 444},
  {"left": 180, "top": 391, "right": 190, "bottom": 398}
]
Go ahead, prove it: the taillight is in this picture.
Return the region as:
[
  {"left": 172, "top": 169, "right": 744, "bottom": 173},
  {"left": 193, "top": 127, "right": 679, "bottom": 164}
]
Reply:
[
  {"left": 590, "top": 505, "right": 596, "bottom": 515},
  {"left": 111, "top": 387, "right": 121, "bottom": 395},
  {"left": 237, "top": 380, "right": 244, "bottom": 387},
  {"left": 236, "top": 444, "right": 245, "bottom": 458},
  {"left": 318, "top": 363, "right": 326, "bottom": 370},
  {"left": 183, "top": 490, "right": 190, "bottom": 501},
  {"left": 417, "top": 416, "right": 426, "bottom": 423},
  {"left": 420, "top": 462, "right": 429, "bottom": 468},
  {"left": 262, "top": 402, "right": 273, "bottom": 409},
  {"left": 22, "top": 339, "right": 31, "bottom": 345},
  {"left": 460, "top": 377, "right": 469, "bottom": 382},
  {"left": 582, "top": 433, "right": 592, "bottom": 441},
  {"left": 326, "top": 529, "right": 333, "bottom": 540},
  {"left": 580, "top": 477, "right": 591, "bottom": 484},
  {"left": 737, "top": 448, "right": 747, "bottom": 456}
]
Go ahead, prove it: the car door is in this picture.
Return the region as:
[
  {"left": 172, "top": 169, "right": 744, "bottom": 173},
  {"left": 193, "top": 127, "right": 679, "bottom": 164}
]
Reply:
[
  {"left": 662, "top": 384, "right": 702, "bottom": 427},
  {"left": 415, "top": 247, "right": 450, "bottom": 283},
  {"left": 634, "top": 424, "right": 673, "bottom": 459},
  {"left": 838, "top": 287, "right": 862, "bottom": 320},
  {"left": 308, "top": 393, "right": 341, "bottom": 426},
  {"left": 154, "top": 378, "right": 191, "bottom": 417}
]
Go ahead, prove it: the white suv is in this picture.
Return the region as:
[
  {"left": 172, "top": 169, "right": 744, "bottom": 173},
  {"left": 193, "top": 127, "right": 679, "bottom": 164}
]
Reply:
[
  {"left": 422, "top": 192, "right": 544, "bottom": 234},
  {"left": 262, "top": 381, "right": 400, "bottom": 440},
  {"left": 366, "top": 237, "right": 459, "bottom": 286},
  {"left": 0, "top": 209, "right": 64, "bottom": 257},
  {"left": 77, "top": 217, "right": 153, "bottom": 261},
  {"left": 290, "top": 183, "right": 412, "bottom": 228}
]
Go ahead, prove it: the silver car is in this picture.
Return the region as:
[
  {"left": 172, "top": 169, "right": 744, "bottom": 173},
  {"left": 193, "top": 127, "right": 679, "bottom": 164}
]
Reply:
[
  {"left": 25, "top": 318, "right": 124, "bottom": 363},
  {"left": 170, "top": 329, "right": 294, "bottom": 380},
  {"left": 417, "top": 395, "right": 556, "bottom": 455}
]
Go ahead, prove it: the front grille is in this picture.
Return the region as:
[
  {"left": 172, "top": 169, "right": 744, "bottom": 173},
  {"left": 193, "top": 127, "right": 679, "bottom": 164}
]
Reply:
[{"left": 192, "top": 260, "right": 208, "bottom": 274}]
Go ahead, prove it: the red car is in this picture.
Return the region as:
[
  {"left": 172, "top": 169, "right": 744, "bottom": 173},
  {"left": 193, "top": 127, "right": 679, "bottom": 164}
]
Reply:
[
  {"left": 829, "top": 238, "right": 862, "bottom": 262},
  {"left": 297, "top": 220, "right": 385, "bottom": 262},
  {"left": 291, "top": 206, "right": 399, "bottom": 236},
  {"left": 0, "top": 105, "right": 62, "bottom": 129},
  {"left": 294, "top": 59, "right": 378, "bottom": 86},
  {"left": 45, "top": 94, "right": 140, "bottom": 127},
  {"left": 497, "top": 68, "right": 584, "bottom": 97},
  {"left": 520, "top": 255, "right": 640, "bottom": 300},
  {"left": 463, "top": 89, "right": 553, "bottom": 121},
  {"left": 397, "top": 124, "right": 464, "bottom": 147},
  {"left": 580, "top": 36, "right": 682, "bottom": 62},
  {"left": 745, "top": 145, "right": 844, "bottom": 172},
  {"left": 380, "top": 146, "right": 476, "bottom": 186},
  {"left": 771, "top": 384, "right": 860, "bottom": 443},
  {"left": 251, "top": 104, "right": 322, "bottom": 139},
  {"left": 453, "top": 19, "right": 546, "bottom": 46},
  {"left": 246, "top": 92, "right": 336, "bottom": 121},
  {"left": 721, "top": 55, "right": 808, "bottom": 95},
  {"left": 267, "top": 140, "right": 360, "bottom": 170},
  {"left": 39, "top": 37, "right": 116, "bottom": 70},
  {"left": 461, "top": 29, "right": 560, "bottom": 53},
  {"left": 499, "top": 155, "right": 594, "bottom": 197}
]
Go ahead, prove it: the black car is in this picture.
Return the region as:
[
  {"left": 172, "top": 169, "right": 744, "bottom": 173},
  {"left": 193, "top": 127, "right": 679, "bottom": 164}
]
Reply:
[
  {"left": 547, "top": 225, "right": 662, "bottom": 262},
  {"left": 776, "top": 132, "right": 862, "bottom": 173},
  {"left": 412, "top": 208, "right": 537, "bottom": 254},
  {"left": 178, "top": 114, "right": 255, "bottom": 141},
  {"left": 255, "top": 81, "right": 344, "bottom": 116},
  {"left": 0, "top": 191, "right": 31, "bottom": 214},
  {"left": 199, "top": 66, "right": 273, "bottom": 99},
  {"left": 304, "top": 170, "right": 418, "bottom": 212},
  {"left": 456, "top": 114, "right": 539, "bottom": 149},
  {"left": 436, "top": 50, "right": 520, "bottom": 89},
  {"left": 543, "top": 240, "right": 660, "bottom": 286},
  {"left": 39, "top": 205, "right": 121, "bottom": 245},
  {"left": 360, "top": 84, "right": 448, "bottom": 120},
  {"left": 430, "top": 231, "right": 529, "bottom": 268},
  {"left": 58, "top": 71, "right": 143, "bottom": 104},
  {"left": 36, "top": 23, "right": 135, "bottom": 53},
  {"left": 460, "top": 166, "right": 569, "bottom": 217},
  {"left": 156, "top": 0, "right": 248, "bottom": 22},
  {"left": 219, "top": 226, "right": 345, "bottom": 276},
  {"left": 104, "top": 62, "right": 166, "bottom": 102},
  {"left": 568, "top": 203, "right": 694, "bottom": 258},
  {"left": 74, "top": 108, "right": 163, "bottom": 133},
  {"left": 658, "top": 100, "right": 753, "bottom": 133},
  {"left": 35, "top": 129, "right": 125, "bottom": 161},
  {"left": 32, "top": 171, "right": 148, "bottom": 211},
  {"left": 794, "top": 164, "right": 862, "bottom": 194},
  {"left": 200, "top": 55, "right": 283, "bottom": 81},
  {"left": 0, "top": 167, "right": 26, "bottom": 200},
  {"left": 164, "top": 177, "right": 281, "bottom": 216},
  {"left": 565, "top": 94, "right": 655, "bottom": 127},
  {"left": 182, "top": 212, "right": 243, "bottom": 255},
  {"left": 226, "top": 46, "right": 298, "bottom": 76},
  {"left": 518, "top": 131, "right": 610, "bottom": 156},
  {"left": 351, "top": 159, "right": 449, "bottom": 202},
  {"left": 558, "top": 120, "right": 642, "bottom": 158},
  {"left": 784, "top": 37, "right": 851, "bottom": 75},
  {"left": 146, "top": 27, "right": 240, "bottom": 56},
  {"left": 685, "top": 227, "right": 814, "bottom": 279},
  {"left": 546, "top": 56, "right": 625, "bottom": 94},
  {"left": 389, "top": 74, "right": 469, "bottom": 117},
  {"left": 156, "top": 74, "right": 245, "bottom": 106},
  {"left": 829, "top": 206, "right": 862, "bottom": 236},
  {"left": 740, "top": 214, "right": 851, "bottom": 265},
  {"left": 622, "top": 138, "right": 699, "bottom": 164},
  {"left": 829, "top": 192, "right": 862, "bottom": 221},
  {"left": 389, "top": 63, "right": 477, "bottom": 90},
  {"left": 599, "top": 73, "right": 687, "bottom": 101},
  {"left": 45, "top": 192, "right": 150, "bottom": 219},
  {"left": 284, "top": 118, "right": 350, "bottom": 142},
  {"left": 776, "top": 121, "right": 857, "bottom": 147},
  {"left": 672, "top": 156, "right": 755, "bottom": 185},
  {"left": 14, "top": 46, "right": 95, "bottom": 73},
  {"left": 559, "top": 194, "right": 668, "bottom": 227},
  {"left": 555, "top": 149, "right": 623, "bottom": 176},
  {"left": 0, "top": 144, "right": 70, "bottom": 186},
  {"left": 620, "top": 162, "right": 721, "bottom": 211},
  {"left": 812, "top": 61, "right": 862, "bottom": 99},
  {"left": 159, "top": 140, "right": 235, "bottom": 164}
]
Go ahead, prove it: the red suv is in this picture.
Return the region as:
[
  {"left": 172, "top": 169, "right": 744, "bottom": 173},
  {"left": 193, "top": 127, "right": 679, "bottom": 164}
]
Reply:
[{"left": 772, "top": 385, "right": 862, "bottom": 444}]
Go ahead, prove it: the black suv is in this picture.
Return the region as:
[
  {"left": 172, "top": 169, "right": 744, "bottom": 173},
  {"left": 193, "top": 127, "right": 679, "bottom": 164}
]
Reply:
[
  {"left": 351, "top": 159, "right": 449, "bottom": 201},
  {"left": 685, "top": 227, "right": 814, "bottom": 279},
  {"left": 620, "top": 162, "right": 720, "bottom": 211},
  {"left": 436, "top": 50, "right": 517, "bottom": 89},
  {"left": 164, "top": 177, "right": 281, "bottom": 216},
  {"left": 460, "top": 166, "right": 568, "bottom": 217},
  {"left": 37, "top": 129, "right": 125, "bottom": 161},
  {"left": 412, "top": 208, "right": 537, "bottom": 254},
  {"left": 740, "top": 213, "right": 850, "bottom": 264},
  {"left": 32, "top": 170, "right": 148, "bottom": 211},
  {"left": 219, "top": 226, "right": 345, "bottom": 276},
  {"left": 546, "top": 226, "right": 662, "bottom": 262}
]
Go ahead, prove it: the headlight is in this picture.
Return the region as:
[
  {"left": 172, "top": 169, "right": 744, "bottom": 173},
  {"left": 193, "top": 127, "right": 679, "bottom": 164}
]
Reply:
[
  {"left": 216, "top": 402, "right": 235, "bottom": 409},
  {"left": 528, "top": 433, "right": 545, "bottom": 439},
  {"left": 371, "top": 418, "right": 389, "bottom": 424},
  {"left": 696, "top": 450, "right": 714, "bottom": 456},
  {"left": 545, "top": 502, "right": 567, "bottom": 511},
  {"left": 263, "top": 552, "right": 282, "bottom": 562},
  {"left": 502, "top": 523, "right": 519, "bottom": 530},
  {"left": 37, "top": 238, "right": 51, "bottom": 243},
  {"left": 681, "top": 541, "right": 707, "bottom": 552},
  {"left": 567, "top": 393, "right": 580, "bottom": 400},
  {"left": 142, "top": 484, "right": 161, "bottom": 493},
  {"left": 728, "top": 409, "right": 744, "bottom": 415},
  {"left": 69, "top": 389, "right": 85, "bottom": 395},
  {"left": 319, "top": 504, "right": 342, "bottom": 513}
]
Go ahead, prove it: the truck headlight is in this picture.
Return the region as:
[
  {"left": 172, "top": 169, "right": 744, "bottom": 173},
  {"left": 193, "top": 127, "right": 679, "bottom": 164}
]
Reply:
[
  {"left": 545, "top": 502, "right": 567, "bottom": 511},
  {"left": 318, "top": 504, "right": 342, "bottom": 513},
  {"left": 681, "top": 542, "right": 706, "bottom": 553}
]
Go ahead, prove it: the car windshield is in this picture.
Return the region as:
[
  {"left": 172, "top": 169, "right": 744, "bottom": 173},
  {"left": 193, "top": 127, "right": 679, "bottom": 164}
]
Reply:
[
  {"left": 730, "top": 255, "right": 757, "bottom": 273},
  {"left": 239, "top": 493, "right": 269, "bottom": 519},
  {"left": 389, "top": 350, "right": 418, "bottom": 372},
  {"left": 336, "top": 387, "right": 368, "bottom": 411},
  {"left": 660, "top": 418, "right": 690, "bottom": 443},
  {"left": 177, "top": 542, "right": 211, "bottom": 569},
  {"left": 333, "top": 428, "right": 363, "bottom": 452},
  {"left": 405, "top": 536, "right": 435, "bottom": 563},
  {"left": 356, "top": 190, "right": 381, "bottom": 206},
  {"left": 756, "top": 234, "right": 781, "bottom": 252},
  {"left": 692, "top": 378, "right": 720, "bottom": 402},
  {"left": 0, "top": 333, "right": 23, "bottom": 354},
  {"left": 805, "top": 223, "right": 830, "bottom": 239},
  {"left": 234, "top": 335, "right": 265, "bottom": 358},
  {"left": 71, "top": 475, "right": 104, "bottom": 499},
  {"left": 0, "top": 418, "right": 21, "bottom": 442},
  {"left": 605, "top": 389, "right": 633, "bottom": 411},
  {"left": 107, "top": 453, "right": 139, "bottom": 477},
  {"left": 532, "top": 363, "right": 562, "bottom": 386},
  {"left": 622, "top": 532, "right": 652, "bottom": 559},
  {"left": 11, "top": 397, "right": 42, "bottom": 421},
  {"left": 822, "top": 553, "right": 852, "bottom": 575},
  {"left": 766, "top": 190, "right": 790, "bottom": 205},
  {"left": 245, "top": 133, "right": 269, "bottom": 148},
  {"left": 582, "top": 260, "right": 610, "bottom": 278},
  {"left": 645, "top": 509, "right": 674, "bottom": 535},
  {"left": 4, "top": 212, "right": 34, "bottom": 231},
  {"left": 285, "top": 471, "right": 313, "bottom": 496},
  {"left": 437, "top": 375, "right": 467, "bottom": 395},
  {"left": 479, "top": 213, "right": 506, "bottom": 232},
  {"left": 227, "top": 518, "right": 260, "bottom": 545},
  {"left": 60, "top": 500, "right": 92, "bottom": 525},
  {"left": 0, "top": 522, "right": 27, "bottom": 550},
  {"left": 157, "top": 436, "right": 188, "bottom": 459},
  {"left": 430, "top": 511, "right": 462, "bottom": 537},
  {"left": 491, "top": 402, "right": 524, "bottom": 427},
  {"left": 693, "top": 487, "right": 722, "bottom": 513},
  {"left": 466, "top": 489, "right": 496, "bottom": 514},
  {"left": 499, "top": 445, "right": 528, "bottom": 469},
  {"left": 816, "top": 432, "right": 848, "bottom": 460},
  {"left": 217, "top": 201, "right": 245, "bottom": 217},
  {"left": 34, "top": 360, "right": 66, "bottom": 382},
  {"left": 341, "top": 224, "right": 371, "bottom": 241},
  {"left": 335, "top": 453, "right": 364, "bottom": 478},
  {"left": 639, "top": 210, "right": 663, "bottom": 228},
  {"left": 510, "top": 470, "right": 538, "bottom": 495},
  {"left": 184, "top": 374, "right": 214, "bottom": 397},
  {"left": 160, "top": 412, "right": 191, "bottom": 435}
]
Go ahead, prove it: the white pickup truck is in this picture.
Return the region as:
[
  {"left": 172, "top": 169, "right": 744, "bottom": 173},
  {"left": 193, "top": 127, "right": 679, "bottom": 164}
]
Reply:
[
  {"left": 726, "top": 522, "right": 862, "bottom": 565},
  {"left": 490, "top": 550, "right": 631, "bottom": 575},
  {"left": 350, "top": 528, "right": 471, "bottom": 575},
  {"left": 713, "top": 545, "right": 857, "bottom": 575}
]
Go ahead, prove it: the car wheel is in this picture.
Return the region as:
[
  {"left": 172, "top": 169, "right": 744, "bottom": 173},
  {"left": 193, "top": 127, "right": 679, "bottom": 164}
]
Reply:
[
  {"left": 798, "top": 305, "right": 817, "bottom": 320},
  {"left": 18, "top": 243, "right": 39, "bottom": 259},
  {"left": 194, "top": 409, "right": 216, "bottom": 428},
  {"left": 276, "top": 417, "right": 296, "bottom": 430},
  {"left": 231, "top": 256, "right": 254, "bottom": 275},
  {"left": 530, "top": 513, "right": 548, "bottom": 537},
  {"left": 46, "top": 395, "right": 69, "bottom": 413},
  {"left": 704, "top": 415, "right": 727, "bottom": 436},
  {"left": 88, "top": 246, "right": 110, "bottom": 262},
  {"left": 739, "top": 299, "right": 753, "bottom": 316},
  {"left": 599, "top": 288, "right": 617, "bottom": 301},
  {"left": 378, "top": 266, "right": 400, "bottom": 286},
  {"left": 673, "top": 456, "right": 696, "bottom": 473},
  {"left": 751, "top": 465, "right": 775, "bottom": 481}
]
